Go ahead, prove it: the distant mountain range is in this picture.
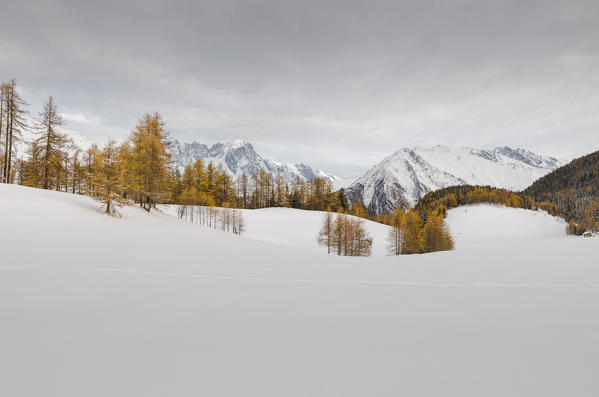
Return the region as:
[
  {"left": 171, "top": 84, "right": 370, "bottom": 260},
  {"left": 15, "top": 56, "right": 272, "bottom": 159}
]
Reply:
[
  {"left": 171, "top": 140, "right": 352, "bottom": 189},
  {"left": 13, "top": 123, "right": 567, "bottom": 211},
  {"left": 346, "top": 145, "right": 565, "bottom": 214}
]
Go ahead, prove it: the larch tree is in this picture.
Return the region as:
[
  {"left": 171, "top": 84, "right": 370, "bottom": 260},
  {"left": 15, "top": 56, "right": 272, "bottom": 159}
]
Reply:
[
  {"left": 129, "top": 113, "right": 172, "bottom": 211},
  {"left": 2, "top": 80, "right": 29, "bottom": 184},
  {"left": 21, "top": 140, "right": 43, "bottom": 188},
  {"left": 422, "top": 213, "right": 455, "bottom": 253},
  {"left": 35, "top": 96, "right": 70, "bottom": 190},
  {"left": 318, "top": 209, "right": 334, "bottom": 254},
  {"left": 0, "top": 83, "right": 5, "bottom": 174},
  {"left": 403, "top": 210, "right": 424, "bottom": 254},
  {"left": 386, "top": 207, "right": 407, "bottom": 255},
  {"left": 89, "top": 139, "right": 124, "bottom": 215}
]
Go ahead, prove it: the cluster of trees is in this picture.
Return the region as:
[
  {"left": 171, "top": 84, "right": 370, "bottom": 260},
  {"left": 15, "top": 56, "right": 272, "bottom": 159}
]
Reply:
[
  {"left": 317, "top": 204, "right": 454, "bottom": 257},
  {"left": 20, "top": 108, "right": 173, "bottom": 215},
  {"left": 318, "top": 211, "right": 373, "bottom": 256},
  {"left": 174, "top": 159, "right": 351, "bottom": 212},
  {"left": 0, "top": 78, "right": 174, "bottom": 214},
  {"left": 178, "top": 204, "right": 245, "bottom": 235},
  {"left": 386, "top": 207, "right": 454, "bottom": 255},
  {"left": 524, "top": 149, "right": 599, "bottom": 235}
]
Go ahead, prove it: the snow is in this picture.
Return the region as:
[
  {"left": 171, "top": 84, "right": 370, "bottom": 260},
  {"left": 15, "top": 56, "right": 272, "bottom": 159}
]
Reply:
[
  {"left": 416, "top": 145, "right": 561, "bottom": 191},
  {"left": 157, "top": 205, "right": 391, "bottom": 256},
  {"left": 447, "top": 204, "right": 567, "bottom": 248},
  {"left": 2, "top": 185, "right": 599, "bottom": 396},
  {"left": 348, "top": 145, "right": 564, "bottom": 213}
]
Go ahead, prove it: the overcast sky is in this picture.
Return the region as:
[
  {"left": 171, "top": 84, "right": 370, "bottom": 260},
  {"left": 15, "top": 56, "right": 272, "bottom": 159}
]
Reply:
[{"left": 2, "top": 0, "right": 599, "bottom": 176}]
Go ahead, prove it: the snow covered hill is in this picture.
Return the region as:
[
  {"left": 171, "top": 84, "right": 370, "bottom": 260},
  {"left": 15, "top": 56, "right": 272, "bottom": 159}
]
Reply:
[
  {"left": 158, "top": 205, "right": 391, "bottom": 256},
  {"left": 2, "top": 185, "right": 599, "bottom": 396},
  {"left": 347, "top": 145, "right": 564, "bottom": 214},
  {"left": 447, "top": 204, "right": 567, "bottom": 248},
  {"left": 172, "top": 139, "right": 352, "bottom": 189}
]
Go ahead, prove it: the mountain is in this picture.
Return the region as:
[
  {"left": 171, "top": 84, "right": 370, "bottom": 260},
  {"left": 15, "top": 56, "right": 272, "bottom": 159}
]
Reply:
[
  {"left": 347, "top": 145, "right": 564, "bottom": 214},
  {"left": 171, "top": 139, "right": 351, "bottom": 189}
]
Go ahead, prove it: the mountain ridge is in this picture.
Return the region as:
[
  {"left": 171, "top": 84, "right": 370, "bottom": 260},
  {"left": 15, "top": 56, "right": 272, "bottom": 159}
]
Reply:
[
  {"left": 347, "top": 145, "right": 565, "bottom": 214},
  {"left": 171, "top": 139, "right": 352, "bottom": 189}
]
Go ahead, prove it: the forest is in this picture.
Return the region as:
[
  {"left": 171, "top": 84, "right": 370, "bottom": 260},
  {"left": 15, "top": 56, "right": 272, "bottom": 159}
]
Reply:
[{"left": 523, "top": 149, "right": 599, "bottom": 235}]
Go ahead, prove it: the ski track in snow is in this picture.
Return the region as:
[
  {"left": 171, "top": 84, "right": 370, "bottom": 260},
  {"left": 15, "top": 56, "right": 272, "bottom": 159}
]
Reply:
[{"left": 2, "top": 265, "right": 599, "bottom": 288}]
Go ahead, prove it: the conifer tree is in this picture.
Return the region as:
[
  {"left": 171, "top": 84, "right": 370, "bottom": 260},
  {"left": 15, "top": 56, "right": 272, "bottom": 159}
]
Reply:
[
  {"left": 386, "top": 207, "right": 407, "bottom": 255},
  {"left": 71, "top": 149, "right": 85, "bottom": 194},
  {"left": 231, "top": 208, "right": 246, "bottom": 235},
  {"left": 35, "top": 96, "right": 70, "bottom": 190},
  {"left": 21, "top": 140, "right": 43, "bottom": 188},
  {"left": 318, "top": 209, "right": 334, "bottom": 254},
  {"left": 423, "top": 213, "right": 454, "bottom": 253},
  {"left": 2, "top": 80, "right": 28, "bottom": 184},
  {"left": 129, "top": 113, "right": 172, "bottom": 210},
  {"left": 89, "top": 139, "right": 124, "bottom": 215},
  {"left": 403, "top": 210, "right": 424, "bottom": 254}
]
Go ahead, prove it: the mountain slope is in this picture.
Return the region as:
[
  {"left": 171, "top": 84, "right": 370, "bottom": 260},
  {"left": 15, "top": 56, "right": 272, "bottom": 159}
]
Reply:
[
  {"left": 172, "top": 139, "right": 351, "bottom": 189},
  {"left": 347, "top": 145, "right": 563, "bottom": 214},
  {"left": 523, "top": 148, "right": 599, "bottom": 224}
]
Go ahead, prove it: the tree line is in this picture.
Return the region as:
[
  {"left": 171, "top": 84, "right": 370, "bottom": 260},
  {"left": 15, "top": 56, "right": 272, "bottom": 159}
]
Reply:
[
  {"left": 173, "top": 159, "right": 351, "bottom": 212},
  {"left": 416, "top": 183, "right": 599, "bottom": 236},
  {"left": 178, "top": 204, "right": 246, "bottom": 235}
]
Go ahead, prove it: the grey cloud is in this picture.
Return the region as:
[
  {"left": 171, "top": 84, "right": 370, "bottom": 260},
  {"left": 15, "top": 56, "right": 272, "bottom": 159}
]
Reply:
[{"left": 2, "top": 0, "right": 599, "bottom": 175}]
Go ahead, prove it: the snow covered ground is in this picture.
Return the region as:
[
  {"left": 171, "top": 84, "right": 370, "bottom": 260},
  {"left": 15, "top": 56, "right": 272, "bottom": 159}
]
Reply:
[
  {"left": 157, "top": 205, "right": 391, "bottom": 256},
  {"left": 2, "top": 185, "right": 599, "bottom": 396},
  {"left": 447, "top": 204, "right": 568, "bottom": 248}
]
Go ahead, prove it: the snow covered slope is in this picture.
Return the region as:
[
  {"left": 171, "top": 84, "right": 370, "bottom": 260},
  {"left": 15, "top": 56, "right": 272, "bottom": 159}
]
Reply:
[
  {"left": 158, "top": 205, "right": 391, "bottom": 256},
  {"left": 347, "top": 145, "right": 564, "bottom": 214},
  {"left": 172, "top": 139, "right": 351, "bottom": 189},
  {"left": 446, "top": 204, "right": 567, "bottom": 248},
  {"left": 2, "top": 185, "right": 599, "bottom": 397}
]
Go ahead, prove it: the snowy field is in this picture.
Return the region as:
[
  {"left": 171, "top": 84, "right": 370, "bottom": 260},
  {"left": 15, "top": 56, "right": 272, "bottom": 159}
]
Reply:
[
  {"left": 2, "top": 185, "right": 599, "bottom": 396},
  {"left": 157, "top": 204, "right": 391, "bottom": 256},
  {"left": 447, "top": 204, "right": 568, "bottom": 248}
]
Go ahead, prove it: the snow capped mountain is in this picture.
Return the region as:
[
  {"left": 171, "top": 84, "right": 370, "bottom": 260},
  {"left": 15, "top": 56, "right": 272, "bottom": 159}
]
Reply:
[
  {"left": 171, "top": 139, "right": 352, "bottom": 189},
  {"left": 346, "top": 145, "right": 565, "bottom": 214}
]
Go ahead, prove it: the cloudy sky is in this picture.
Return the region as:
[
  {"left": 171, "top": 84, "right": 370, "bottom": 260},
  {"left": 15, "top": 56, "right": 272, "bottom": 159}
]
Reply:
[{"left": 2, "top": 0, "right": 599, "bottom": 176}]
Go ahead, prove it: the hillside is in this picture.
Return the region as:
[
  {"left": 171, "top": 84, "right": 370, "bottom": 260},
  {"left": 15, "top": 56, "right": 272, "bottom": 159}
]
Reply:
[
  {"left": 347, "top": 145, "right": 563, "bottom": 214},
  {"left": 2, "top": 185, "right": 599, "bottom": 396},
  {"left": 158, "top": 205, "right": 391, "bottom": 256},
  {"left": 523, "top": 149, "right": 599, "bottom": 224},
  {"left": 447, "top": 205, "right": 566, "bottom": 248}
]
